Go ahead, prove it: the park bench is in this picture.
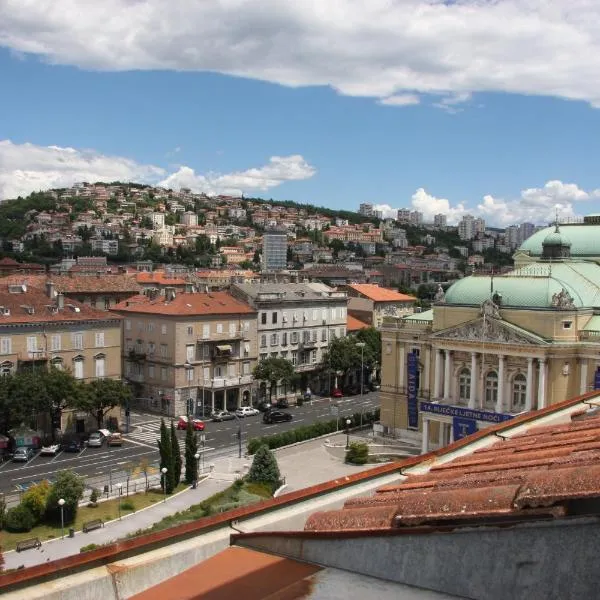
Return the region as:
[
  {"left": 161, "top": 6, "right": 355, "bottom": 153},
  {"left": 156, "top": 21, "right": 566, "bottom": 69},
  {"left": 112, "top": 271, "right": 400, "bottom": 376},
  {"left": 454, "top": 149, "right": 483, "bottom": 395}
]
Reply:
[
  {"left": 83, "top": 518, "right": 104, "bottom": 533},
  {"left": 16, "top": 537, "right": 41, "bottom": 552}
]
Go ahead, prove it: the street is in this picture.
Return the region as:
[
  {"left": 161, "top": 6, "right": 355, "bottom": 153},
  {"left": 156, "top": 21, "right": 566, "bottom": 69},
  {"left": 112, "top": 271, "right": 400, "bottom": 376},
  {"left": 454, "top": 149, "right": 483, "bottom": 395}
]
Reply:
[{"left": 0, "top": 393, "right": 379, "bottom": 496}]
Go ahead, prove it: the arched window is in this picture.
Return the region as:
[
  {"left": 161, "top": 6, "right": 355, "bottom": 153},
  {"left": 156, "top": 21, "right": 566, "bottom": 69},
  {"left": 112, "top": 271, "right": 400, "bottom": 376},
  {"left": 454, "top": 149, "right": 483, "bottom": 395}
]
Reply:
[
  {"left": 50, "top": 357, "right": 64, "bottom": 371},
  {"left": 458, "top": 368, "right": 471, "bottom": 403},
  {"left": 73, "top": 355, "right": 85, "bottom": 380},
  {"left": 512, "top": 374, "right": 527, "bottom": 411},
  {"left": 485, "top": 371, "right": 498, "bottom": 408}
]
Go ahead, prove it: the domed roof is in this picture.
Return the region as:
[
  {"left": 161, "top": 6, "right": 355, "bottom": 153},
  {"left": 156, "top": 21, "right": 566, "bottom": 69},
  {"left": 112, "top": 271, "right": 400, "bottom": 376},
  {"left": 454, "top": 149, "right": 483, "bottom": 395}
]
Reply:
[
  {"left": 542, "top": 225, "right": 572, "bottom": 248},
  {"left": 519, "top": 223, "right": 598, "bottom": 257}
]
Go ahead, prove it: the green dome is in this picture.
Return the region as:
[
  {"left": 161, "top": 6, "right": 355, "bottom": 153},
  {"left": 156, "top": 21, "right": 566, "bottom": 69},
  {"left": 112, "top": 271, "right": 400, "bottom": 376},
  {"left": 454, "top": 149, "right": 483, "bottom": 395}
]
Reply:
[
  {"left": 542, "top": 229, "right": 571, "bottom": 248},
  {"left": 519, "top": 223, "right": 598, "bottom": 257}
]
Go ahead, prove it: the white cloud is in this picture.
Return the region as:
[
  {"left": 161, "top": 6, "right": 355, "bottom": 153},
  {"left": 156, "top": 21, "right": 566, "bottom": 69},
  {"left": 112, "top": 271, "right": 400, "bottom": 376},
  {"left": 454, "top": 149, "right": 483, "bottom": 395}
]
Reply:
[
  {"left": 0, "top": 141, "right": 315, "bottom": 200},
  {"left": 2, "top": 1, "right": 600, "bottom": 106},
  {"left": 410, "top": 188, "right": 468, "bottom": 224},
  {"left": 372, "top": 204, "right": 398, "bottom": 219},
  {"left": 378, "top": 94, "right": 420, "bottom": 107}
]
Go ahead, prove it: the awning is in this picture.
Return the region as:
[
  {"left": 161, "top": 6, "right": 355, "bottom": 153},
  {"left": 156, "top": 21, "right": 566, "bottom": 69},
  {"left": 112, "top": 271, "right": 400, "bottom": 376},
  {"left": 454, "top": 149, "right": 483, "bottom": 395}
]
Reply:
[{"left": 216, "top": 345, "right": 232, "bottom": 353}]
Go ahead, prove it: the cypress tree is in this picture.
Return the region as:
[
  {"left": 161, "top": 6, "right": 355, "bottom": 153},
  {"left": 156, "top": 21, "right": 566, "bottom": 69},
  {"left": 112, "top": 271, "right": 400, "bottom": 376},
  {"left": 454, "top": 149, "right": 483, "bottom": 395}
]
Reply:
[
  {"left": 157, "top": 419, "right": 174, "bottom": 494},
  {"left": 184, "top": 420, "right": 199, "bottom": 484},
  {"left": 170, "top": 421, "right": 182, "bottom": 488}
]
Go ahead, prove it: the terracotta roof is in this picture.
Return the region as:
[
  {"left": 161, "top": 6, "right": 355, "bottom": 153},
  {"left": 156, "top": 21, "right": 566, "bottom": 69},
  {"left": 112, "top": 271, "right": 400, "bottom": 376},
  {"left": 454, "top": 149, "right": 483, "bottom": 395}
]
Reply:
[
  {"left": 347, "top": 314, "right": 369, "bottom": 332},
  {"left": 305, "top": 408, "right": 600, "bottom": 532},
  {"left": 1, "top": 273, "right": 142, "bottom": 294},
  {"left": 0, "top": 285, "right": 119, "bottom": 324},
  {"left": 112, "top": 291, "right": 255, "bottom": 316},
  {"left": 348, "top": 283, "right": 416, "bottom": 302},
  {"left": 136, "top": 271, "right": 188, "bottom": 286}
]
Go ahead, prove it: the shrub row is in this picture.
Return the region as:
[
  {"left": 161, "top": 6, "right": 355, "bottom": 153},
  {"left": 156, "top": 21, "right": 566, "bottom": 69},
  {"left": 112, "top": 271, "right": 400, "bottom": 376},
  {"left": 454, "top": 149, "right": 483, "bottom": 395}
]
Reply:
[{"left": 247, "top": 408, "right": 380, "bottom": 455}]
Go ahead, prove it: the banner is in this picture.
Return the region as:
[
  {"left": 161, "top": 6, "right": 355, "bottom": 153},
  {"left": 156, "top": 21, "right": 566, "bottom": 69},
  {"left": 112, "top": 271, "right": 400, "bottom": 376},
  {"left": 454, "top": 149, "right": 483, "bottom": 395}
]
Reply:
[
  {"left": 420, "top": 402, "right": 513, "bottom": 424},
  {"left": 407, "top": 352, "right": 419, "bottom": 428},
  {"left": 453, "top": 417, "right": 477, "bottom": 441},
  {"left": 594, "top": 367, "right": 600, "bottom": 390}
]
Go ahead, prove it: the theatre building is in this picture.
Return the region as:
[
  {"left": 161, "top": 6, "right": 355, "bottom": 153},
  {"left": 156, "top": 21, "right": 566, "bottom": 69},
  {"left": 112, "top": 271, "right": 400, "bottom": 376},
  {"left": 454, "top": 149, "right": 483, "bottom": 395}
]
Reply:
[{"left": 380, "top": 224, "right": 600, "bottom": 452}]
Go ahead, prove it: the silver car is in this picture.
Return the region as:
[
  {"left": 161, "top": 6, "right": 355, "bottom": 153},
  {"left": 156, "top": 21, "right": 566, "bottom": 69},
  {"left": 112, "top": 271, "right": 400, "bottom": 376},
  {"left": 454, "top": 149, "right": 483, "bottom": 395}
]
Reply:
[
  {"left": 87, "top": 431, "right": 105, "bottom": 447},
  {"left": 13, "top": 447, "right": 35, "bottom": 462}
]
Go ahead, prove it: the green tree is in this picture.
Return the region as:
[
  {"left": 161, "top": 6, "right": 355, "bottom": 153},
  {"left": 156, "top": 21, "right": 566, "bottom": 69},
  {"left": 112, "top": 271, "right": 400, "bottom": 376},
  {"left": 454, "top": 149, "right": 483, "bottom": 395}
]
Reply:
[
  {"left": 246, "top": 444, "right": 281, "bottom": 492},
  {"left": 45, "top": 470, "right": 85, "bottom": 525},
  {"left": 21, "top": 480, "right": 51, "bottom": 522},
  {"left": 252, "top": 250, "right": 260, "bottom": 263},
  {"left": 157, "top": 419, "right": 175, "bottom": 494},
  {"left": 74, "top": 378, "right": 131, "bottom": 429},
  {"left": 184, "top": 420, "right": 199, "bottom": 484},
  {"left": 170, "top": 421, "right": 182, "bottom": 487},
  {"left": 4, "top": 505, "right": 35, "bottom": 532},
  {"left": 42, "top": 368, "right": 83, "bottom": 440},
  {"left": 253, "top": 358, "right": 296, "bottom": 401}
]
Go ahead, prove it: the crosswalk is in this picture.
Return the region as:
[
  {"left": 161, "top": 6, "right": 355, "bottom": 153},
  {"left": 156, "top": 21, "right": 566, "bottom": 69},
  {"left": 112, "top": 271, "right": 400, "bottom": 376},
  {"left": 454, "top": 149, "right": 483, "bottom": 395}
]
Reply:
[{"left": 126, "top": 420, "right": 163, "bottom": 447}]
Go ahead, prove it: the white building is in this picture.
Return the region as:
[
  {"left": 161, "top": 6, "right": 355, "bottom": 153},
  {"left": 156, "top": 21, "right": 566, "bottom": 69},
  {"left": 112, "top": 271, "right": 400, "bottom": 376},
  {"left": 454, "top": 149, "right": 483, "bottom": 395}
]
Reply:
[
  {"left": 90, "top": 238, "right": 119, "bottom": 255},
  {"left": 433, "top": 214, "right": 447, "bottom": 228},
  {"left": 181, "top": 211, "right": 198, "bottom": 227},
  {"left": 397, "top": 208, "right": 411, "bottom": 223},
  {"left": 359, "top": 203, "right": 374, "bottom": 217},
  {"left": 151, "top": 212, "right": 165, "bottom": 229},
  {"left": 262, "top": 229, "right": 288, "bottom": 271}
]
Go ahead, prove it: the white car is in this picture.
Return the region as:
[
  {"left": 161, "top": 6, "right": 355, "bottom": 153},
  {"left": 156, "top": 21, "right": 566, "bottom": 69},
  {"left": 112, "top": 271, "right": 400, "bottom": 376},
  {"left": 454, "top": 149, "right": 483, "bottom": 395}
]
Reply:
[
  {"left": 40, "top": 443, "right": 60, "bottom": 456},
  {"left": 235, "top": 406, "right": 260, "bottom": 417}
]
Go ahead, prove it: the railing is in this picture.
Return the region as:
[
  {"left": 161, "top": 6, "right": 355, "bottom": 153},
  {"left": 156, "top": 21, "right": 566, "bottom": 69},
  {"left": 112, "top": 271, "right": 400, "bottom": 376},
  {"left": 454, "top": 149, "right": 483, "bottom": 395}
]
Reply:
[
  {"left": 127, "top": 373, "right": 145, "bottom": 383},
  {"left": 294, "top": 363, "right": 319, "bottom": 372},
  {"left": 197, "top": 376, "right": 252, "bottom": 389}
]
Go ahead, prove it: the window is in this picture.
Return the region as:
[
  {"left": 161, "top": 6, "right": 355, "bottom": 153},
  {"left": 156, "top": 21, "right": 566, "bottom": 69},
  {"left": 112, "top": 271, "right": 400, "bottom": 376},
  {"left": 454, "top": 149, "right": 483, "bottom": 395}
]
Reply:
[
  {"left": 216, "top": 323, "right": 223, "bottom": 334},
  {"left": 243, "top": 321, "right": 250, "bottom": 332},
  {"left": 187, "top": 326, "right": 194, "bottom": 336},
  {"left": 27, "top": 336, "right": 37, "bottom": 353},
  {"left": 203, "top": 366, "right": 209, "bottom": 381},
  {"left": 272, "top": 312, "right": 278, "bottom": 324},
  {"left": 161, "top": 324, "right": 167, "bottom": 335},
  {"left": 322, "top": 308, "right": 327, "bottom": 321},
  {"left": 202, "top": 324, "right": 210, "bottom": 339},
  {"left": 458, "top": 368, "right": 471, "bottom": 403},
  {"left": 311, "top": 329, "right": 317, "bottom": 342},
  {"left": 148, "top": 365, "right": 155, "bottom": 378},
  {"left": 312, "top": 309, "right": 318, "bottom": 321},
  {"left": 321, "top": 329, "right": 327, "bottom": 342},
  {"left": 282, "top": 312, "right": 288, "bottom": 323},
  {"left": 243, "top": 362, "right": 250, "bottom": 375},
  {"left": 261, "top": 312, "right": 267, "bottom": 325},
  {"left": 271, "top": 352, "right": 278, "bottom": 358},
  {"left": 244, "top": 342, "right": 250, "bottom": 358},
  {"left": 260, "top": 353, "right": 268, "bottom": 362},
  {"left": 50, "top": 334, "right": 61, "bottom": 352},
  {"left": 125, "top": 319, "right": 131, "bottom": 331},
  {"left": 229, "top": 323, "right": 236, "bottom": 336},
  {"left": 95, "top": 355, "right": 105, "bottom": 378},
  {"left": 95, "top": 332, "right": 105, "bottom": 348},
  {"left": 160, "top": 343, "right": 168, "bottom": 358},
  {"left": 186, "top": 344, "right": 195, "bottom": 362},
  {"left": 512, "top": 374, "right": 527, "bottom": 411},
  {"left": 147, "top": 322, "right": 154, "bottom": 332},
  {"left": 311, "top": 349, "right": 317, "bottom": 364},
  {"left": 161, "top": 367, "right": 167, "bottom": 381},
  {"left": 341, "top": 307, "right": 346, "bottom": 318},
  {"left": 228, "top": 363, "right": 236, "bottom": 377},
  {"left": 291, "top": 351, "right": 298, "bottom": 366},
  {"left": 563, "top": 321, "right": 573, "bottom": 329},
  {"left": 214, "top": 365, "right": 223, "bottom": 377},
  {"left": 291, "top": 331, "right": 298, "bottom": 344},
  {"left": 50, "top": 357, "right": 63, "bottom": 371},
  {"left": 281, "top": 351, "right": 288, "bottom": 360},
  {"left": 303, "top": 330, "right": 310, "bottom": 343},
  {"left": 270, "top": 333, "right": 278, "bottom": 346},
  {"left": 104, "top": 297, "right": 110, "bottom": 310},
  {"left": 331, "top": 308, "right": 337, "bottom": 320},
  {"left": 148, "top": 342, "right": 156, "bottom": 355},
  {"left": 186, "top": 367, "right": 194, "bottom": 382},
  {"left": 485, "top": 371, "right": 498, "bottom": 407},
  {"left": 0, "top": 337, "right": 11, "bottom": 355},
  {"left": 282, "top": 332, "right": 288, "bottom": 346},
  {"left": 125, "top": 338, "right": 133, "bottom": 351},
  {"left": 260, "top": 334, "right": 267, "bottom": 348},
  {"left": 73, "top": 357, "right": 84, "bottom": 379}
]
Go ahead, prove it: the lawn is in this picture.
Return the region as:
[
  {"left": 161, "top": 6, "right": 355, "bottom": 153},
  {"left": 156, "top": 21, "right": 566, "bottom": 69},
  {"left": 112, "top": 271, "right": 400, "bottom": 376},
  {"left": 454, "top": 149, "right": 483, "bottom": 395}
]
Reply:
[{"left": 1, "top": 483, "right": 188, "bottom": 552}]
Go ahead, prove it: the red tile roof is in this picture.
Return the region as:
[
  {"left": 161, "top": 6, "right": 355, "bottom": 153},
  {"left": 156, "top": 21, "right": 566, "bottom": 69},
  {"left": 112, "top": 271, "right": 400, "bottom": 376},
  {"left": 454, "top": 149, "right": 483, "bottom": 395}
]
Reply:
[
  {"left": 348, "top": 283, "right": 416, "bottom": 302},
  {"left": 1, "top": 273, "right": 142, "bottom": 294},
  {"left": 112, "top": 291, "right": 255, "bottom": 316},
  {"left": 347, "top": 314, "right": 369, "bottom": 332},
  {"left": 136, "top": 271, "right": 188, "bottom": 286},
  {"left": 305, "top": 409, "right": 600, "bottom": 532}
]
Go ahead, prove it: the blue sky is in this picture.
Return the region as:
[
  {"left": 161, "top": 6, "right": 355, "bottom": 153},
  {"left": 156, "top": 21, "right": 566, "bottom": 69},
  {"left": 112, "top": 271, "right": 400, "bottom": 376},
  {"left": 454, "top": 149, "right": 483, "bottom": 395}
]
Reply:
[{"left": 1, "top": 1, "right": 600, "bottom": 226}]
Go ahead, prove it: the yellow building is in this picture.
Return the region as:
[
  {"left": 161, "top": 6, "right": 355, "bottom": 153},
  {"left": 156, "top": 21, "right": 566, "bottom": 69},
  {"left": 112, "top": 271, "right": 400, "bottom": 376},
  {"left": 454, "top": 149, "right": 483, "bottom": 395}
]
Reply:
[
  {"left": 380, "top": 226, "right": 600, "bottom": 452},
  {"left": 113, "top": 290, "right": 257, "bottom": 417}
]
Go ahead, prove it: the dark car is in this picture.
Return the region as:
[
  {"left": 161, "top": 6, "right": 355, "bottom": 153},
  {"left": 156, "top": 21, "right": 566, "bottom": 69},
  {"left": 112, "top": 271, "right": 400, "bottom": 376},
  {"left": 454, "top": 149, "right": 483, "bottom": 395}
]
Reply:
[
  {"left": 263, "top": 410, "right": 293, "bottom": 424},
  {"left": 63, "top": 439, "right": 83, "bottom": 453},
  {"left": 257, "top": 402, "right": 272, "bottom": 412},
  {"left": 275, "top": 398, "right": 289, "bottom": 409}
]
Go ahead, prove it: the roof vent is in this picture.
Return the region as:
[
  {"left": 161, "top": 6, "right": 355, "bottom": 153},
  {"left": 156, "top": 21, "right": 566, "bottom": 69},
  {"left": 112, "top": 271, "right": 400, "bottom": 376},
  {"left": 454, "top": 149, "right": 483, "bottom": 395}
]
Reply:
[
  {"left": 8, "top": 284, "right": 26, "bottom": 294},
  {"left": 0, "top": 306, "right": 9, "bottom": 316},
  {"left": 20, "top": 305, "right": 34, "bottom": 315},
  {"left": 67, "top": 304, "right": 81, "bottom": 313}
]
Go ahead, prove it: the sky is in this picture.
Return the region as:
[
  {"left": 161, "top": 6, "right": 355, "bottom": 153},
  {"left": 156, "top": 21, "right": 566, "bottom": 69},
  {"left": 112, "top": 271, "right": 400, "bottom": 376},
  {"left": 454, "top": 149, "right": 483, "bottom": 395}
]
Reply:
[{"left": 1, "top": 1, "right": 600, "bottom": 227}]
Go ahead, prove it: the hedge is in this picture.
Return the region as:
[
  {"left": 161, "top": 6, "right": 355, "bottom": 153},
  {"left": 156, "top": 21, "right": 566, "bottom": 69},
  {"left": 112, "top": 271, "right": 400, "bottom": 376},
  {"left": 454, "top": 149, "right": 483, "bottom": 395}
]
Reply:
[{"left": 247, "top": 408, "right": 380, "bottom": 455}]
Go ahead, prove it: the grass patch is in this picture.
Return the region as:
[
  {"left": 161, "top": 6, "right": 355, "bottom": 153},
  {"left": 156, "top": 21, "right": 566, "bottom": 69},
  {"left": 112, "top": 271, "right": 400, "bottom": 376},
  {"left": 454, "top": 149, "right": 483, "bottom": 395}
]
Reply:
[
  {"left": 126, "top": 480, "right": 272, "bottom": 539},
  {"left": 1, "top": 482, "right": 188, "bottom": 552}
]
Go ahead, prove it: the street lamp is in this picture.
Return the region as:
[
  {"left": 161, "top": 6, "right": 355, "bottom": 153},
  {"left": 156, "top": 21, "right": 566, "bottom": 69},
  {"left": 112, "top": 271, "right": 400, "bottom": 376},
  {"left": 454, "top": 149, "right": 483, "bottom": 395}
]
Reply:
[
  {"left": 194, "top": 452, "right": 200, "bottom": 488},
  {"left": 161, "top": 467, "right": 168, "bottom": 502},
  {"left": 58, "top": 498, "right": 65, "bottom": 539},
  {"left": 355, "top": 342, "right": 366, "bottom": 398},
  {"left": 345, "top": 418, "right": 352, "bottom": 449},
  {"left": 116, "top": 483, "right": 123, "bottom": 520},
  {"left": 199, "top": 432, "right": 206, "bottom": 474}
]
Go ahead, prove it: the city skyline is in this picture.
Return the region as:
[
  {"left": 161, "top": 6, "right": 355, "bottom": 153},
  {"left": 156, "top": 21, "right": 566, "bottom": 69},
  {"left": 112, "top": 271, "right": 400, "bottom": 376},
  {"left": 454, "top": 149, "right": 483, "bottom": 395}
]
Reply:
[{"left": 2, "top": 1, "right": 600, "bottom": 226}]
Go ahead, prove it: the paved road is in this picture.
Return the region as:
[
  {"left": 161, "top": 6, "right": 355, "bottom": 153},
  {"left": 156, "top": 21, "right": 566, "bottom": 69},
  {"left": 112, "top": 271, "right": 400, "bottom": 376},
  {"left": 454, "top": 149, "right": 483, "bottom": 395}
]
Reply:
[{"left": 0, "top": 393, "right": 379, "bottom": 496}]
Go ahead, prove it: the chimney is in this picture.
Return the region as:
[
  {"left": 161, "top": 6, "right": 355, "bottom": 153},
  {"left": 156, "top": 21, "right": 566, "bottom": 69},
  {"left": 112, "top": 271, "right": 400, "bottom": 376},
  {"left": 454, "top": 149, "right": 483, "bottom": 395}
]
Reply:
[
  {"left": 57, "top": 293, "right": 65, "bottom": 310},
  {"left": 165, "top": 287, "right": 176, "bottom": 302},
  {"left": 46, "top": 280, "right": 55, "bottom": 299}
]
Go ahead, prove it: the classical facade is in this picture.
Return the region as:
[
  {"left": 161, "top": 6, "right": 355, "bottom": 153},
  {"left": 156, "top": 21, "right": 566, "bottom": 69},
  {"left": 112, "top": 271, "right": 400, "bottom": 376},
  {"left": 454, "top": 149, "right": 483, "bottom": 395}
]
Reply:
[
  {"left": 113, "top": 290, "right": 257, "bottom": 417},
  {"left": 230, "top": 282, "right": 348, "bottom": 397},
  {"left": 380, "top": 226, "right": 600, "bottom": 452}
]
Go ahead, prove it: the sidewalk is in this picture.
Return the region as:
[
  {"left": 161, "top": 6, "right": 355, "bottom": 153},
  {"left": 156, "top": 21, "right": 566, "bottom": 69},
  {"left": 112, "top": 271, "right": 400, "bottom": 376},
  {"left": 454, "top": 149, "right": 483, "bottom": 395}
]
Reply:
[{"left": 2, "top": 434, "right": 374, "bottom": 571}]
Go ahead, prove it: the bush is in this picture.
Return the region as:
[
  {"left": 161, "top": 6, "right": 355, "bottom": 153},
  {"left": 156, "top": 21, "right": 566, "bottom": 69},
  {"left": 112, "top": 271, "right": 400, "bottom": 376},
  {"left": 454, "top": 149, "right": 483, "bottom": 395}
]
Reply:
[
  {"left": 0, "top": 494, "right": 6, "bottom": 530},
  {"left": 4, "top": 505, "right": 35, "bottom": 532},
  {"left": 80, "top": 543, "right": 100, "bottom": 553},
  {"left": 89, "top": 488, "right": 99, "bottom": 505},
  {"left": 120, "top": 501, "right": 135, "bottom": 511},
  {"left": 21, "top": 481, "right": 51, "bottom": 522},
  {"left": 346, "top": 441, "right": 369, "bottom": 465},
  {"left": 247, "top": 445, "right": 281, "bottom": 492},
  {"left": 45, "top": 470, "right": 85, "bottom": 525}
]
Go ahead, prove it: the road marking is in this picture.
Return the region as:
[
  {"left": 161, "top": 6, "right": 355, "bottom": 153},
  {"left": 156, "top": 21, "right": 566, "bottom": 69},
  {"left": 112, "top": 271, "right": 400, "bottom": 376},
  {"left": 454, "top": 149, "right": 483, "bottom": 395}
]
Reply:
[{"left": 50, "top": 451, "right": 64, "bottom": 463}]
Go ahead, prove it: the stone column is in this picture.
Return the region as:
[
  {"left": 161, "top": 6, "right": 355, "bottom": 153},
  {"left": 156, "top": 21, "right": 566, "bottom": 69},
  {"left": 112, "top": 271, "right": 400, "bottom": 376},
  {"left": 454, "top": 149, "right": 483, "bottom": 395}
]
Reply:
[
  {"left": 580, "top": 359, "right": 589, "bottom": 395},
  {"left": 399, "top": 345, "right": 406, "bottom": 390},
  {"left": 496, "top": 355, "right": 505, "bottom": 414},
  {"left": 538, "top": 358, "right": 547, "bottom": 409},
  {"left": 525, "top": 357, "right": 534, "bottom": 411},
  {"left": 211, "top": 390, "right": 215, "bottom": 414},
  {"left": 434, "top": 349, "right": 442, "bottom": 399},
  {"left": 469, "top": 352, "right": 478, "bottom": 409},
  {"left": 443, "top": 350, "right": 452, "bottom": 400},
  {"left": 421, "top": 418, "right": 429, "bottom": 454}
]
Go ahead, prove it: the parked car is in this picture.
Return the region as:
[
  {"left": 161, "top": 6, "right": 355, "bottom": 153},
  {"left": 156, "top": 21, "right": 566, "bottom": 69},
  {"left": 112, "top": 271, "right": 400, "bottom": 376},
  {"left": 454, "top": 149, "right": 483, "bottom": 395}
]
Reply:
[
  {"left": 63, "top": 439, "right": 83, "bottom": 453},
  {"left": 235, "top": 406, "right": 260, "bottom": 418},
  {"left": 211, "top": 411, "right": 236, "bottom": 422},
  {"left": 176, "top": 415, "right": 206, "bottom": 431},
  {"left": 332, "top": 388, "right": 343, "bottom": 398},
  {"left": 12, "top": 447, "right": 35, "bottom": 462},
  {"left": 87, "top": 431, "right": 105, "bottom": 448},
  {"left": 40, "top": 443, "right": 60, "bottom": 456},
  {"left": 257, "top": 402, "right": 272, "bottom": 412},
  {"left": 263, "top": 410, "right": 293, "bottom": 424},
  {"left": 107, "top": 433, "right": 123, "bottom": 446},
  {"left": 370, "top": 382, "right": 381, "bottom": 391},
  {"left": 275, "top": 398, "right": 289, "bottom": 409}
]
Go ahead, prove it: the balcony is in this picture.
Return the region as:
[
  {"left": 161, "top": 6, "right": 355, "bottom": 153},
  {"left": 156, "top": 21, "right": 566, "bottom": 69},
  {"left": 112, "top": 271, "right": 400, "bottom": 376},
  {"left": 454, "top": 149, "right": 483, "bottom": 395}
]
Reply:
[
  {"left": 197, "top": 375, "right": 252, "bottom": 389},
  {"left": 294, "top": 362, "right": 319, "bottom": 372},
  {"left": 128, "top": 349, "right": 147, "bottom": 362},
  {"left": 299, "top": 339, "right": 318, "bottom": 350},
  {"left": 18, "top": 351, "right": 48, "bottom": 362},
  {"left": 212, "top": 345, "right": 235, "bottom": 361},
  {"left": 127, "top": 373, "right": 145, "bottom": 383}
]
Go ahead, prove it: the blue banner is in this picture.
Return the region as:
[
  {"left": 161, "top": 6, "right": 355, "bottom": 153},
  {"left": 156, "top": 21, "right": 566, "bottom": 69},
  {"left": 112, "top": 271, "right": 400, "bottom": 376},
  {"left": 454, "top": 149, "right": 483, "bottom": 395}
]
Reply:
[
  {"left": 420, "top": 401, "right": 513, "bottom": 424},
  {"left": 594, "top": 367, "right": 600, "bottom": 390},
  {"left": 453, "top": 417, "right": 477, "bottom": 441},
  {"left": 407, "top": 352, "right": 419, "bottom": 428}
]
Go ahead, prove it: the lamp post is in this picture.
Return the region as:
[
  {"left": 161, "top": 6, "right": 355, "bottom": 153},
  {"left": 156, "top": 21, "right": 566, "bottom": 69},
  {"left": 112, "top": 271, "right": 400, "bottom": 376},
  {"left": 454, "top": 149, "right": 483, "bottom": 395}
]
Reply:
[
  {"left": 199, "top": 432, "right": 206, "bottom": 474},
  {"left": 345, "top": 418, "right": 352, "bottom": 449},
  {"left": 194, "top": 452, "right": 200, "bottom": 488},
  {"left": 58, "top": 498, "right": 65, "bottom": 539},
  {"left": 116, "top": 483, "right": 123, "bottom": 520},
  {"left": 161, "top": 467, "right": 168, "bottom": 502},
  {"left": 356, "top": 342, "right": 366, "bottom": 398}
]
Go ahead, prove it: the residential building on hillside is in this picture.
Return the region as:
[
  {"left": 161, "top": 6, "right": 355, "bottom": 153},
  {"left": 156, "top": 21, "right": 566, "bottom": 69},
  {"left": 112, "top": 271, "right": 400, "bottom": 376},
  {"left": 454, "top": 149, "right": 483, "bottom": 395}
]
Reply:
[
  {"left": 180, "top": 211, "right": 198, "bottom": 227},
  {"left": 344, "top": 283, "right": 416, "bottom": 328},
  {"left": 433, "top": 213, "right": 447, "bottom": 228},
  {"left": 113, "top": 290, "right": 257, "bottom": 417},
  {"left": 358, "top": 203, "right": 373, "bottom": 217},
  {"left": 231, "top": 282, "right": 348, "bottom": 397},
  {"left": 262, "top": 228, "right": 288, "bottom": 271},
  {"left": 458, "top": 214, "right": 485, "bottom": 241},
  {"left": 379, "top": 225, "right": 600, "bottom": 449}
]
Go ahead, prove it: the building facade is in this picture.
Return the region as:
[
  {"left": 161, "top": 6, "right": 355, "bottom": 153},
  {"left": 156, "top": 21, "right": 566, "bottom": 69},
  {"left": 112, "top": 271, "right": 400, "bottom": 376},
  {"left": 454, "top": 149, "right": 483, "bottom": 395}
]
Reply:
[
  {"left": 113, "top": 290, "right": 257, "bottom": 417},
  {"left": 380, "top": 227, "right": 600, "bottom": 452},
  {"left": 262, "top": 229, "right": 288, "bottom": 271},
  {"left": 231, "top": 282, "right": 348, "bottom": 397},
  {"left": 344, "top": 283, "right": 416, "bottom": 329}
]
